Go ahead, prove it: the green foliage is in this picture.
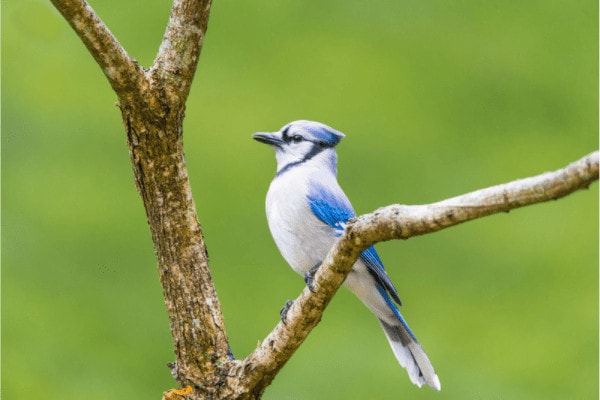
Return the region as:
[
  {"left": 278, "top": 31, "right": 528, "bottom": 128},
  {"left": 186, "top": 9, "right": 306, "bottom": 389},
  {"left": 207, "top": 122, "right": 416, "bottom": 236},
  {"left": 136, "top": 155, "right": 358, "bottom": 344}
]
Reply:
[{"left": 2, "top": 1, "right": 597, "bottom": 399}]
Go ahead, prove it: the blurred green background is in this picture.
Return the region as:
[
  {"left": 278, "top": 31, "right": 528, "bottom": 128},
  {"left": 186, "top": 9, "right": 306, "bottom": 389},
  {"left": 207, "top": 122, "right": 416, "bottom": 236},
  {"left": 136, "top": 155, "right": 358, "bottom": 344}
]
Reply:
[{"left": 2, "top": 0, "right": 598, "bottom": 399}]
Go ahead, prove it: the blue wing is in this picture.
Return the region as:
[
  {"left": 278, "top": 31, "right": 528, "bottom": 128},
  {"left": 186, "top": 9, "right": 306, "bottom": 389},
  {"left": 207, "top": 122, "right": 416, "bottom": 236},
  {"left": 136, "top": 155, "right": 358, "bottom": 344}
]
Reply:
[
  {"left": 307, "top": 185, "right": 355, "bottom": 233},
  {"left": 360, "top": 246, "right": 402, "bottom": 305},
  {"left": 306, "top": 184, "right": 402, "bottom": 305}
]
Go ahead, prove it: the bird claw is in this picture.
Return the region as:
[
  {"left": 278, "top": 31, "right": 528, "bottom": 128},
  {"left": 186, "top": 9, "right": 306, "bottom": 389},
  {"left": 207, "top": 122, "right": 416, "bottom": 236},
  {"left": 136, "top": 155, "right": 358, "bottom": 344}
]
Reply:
[
  {"left": 304, "top": 263, "right": 321, "bottom": 292},
  {"left": 280, "top": 300, "right": 294, "bottom": 324}
]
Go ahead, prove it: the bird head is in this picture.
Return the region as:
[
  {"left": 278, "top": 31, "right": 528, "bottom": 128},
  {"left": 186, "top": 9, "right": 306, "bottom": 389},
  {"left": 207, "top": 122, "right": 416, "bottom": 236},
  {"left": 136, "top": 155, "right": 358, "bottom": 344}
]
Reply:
[{"left": 253, "top": 120, "right": 345, "bottom": 175}]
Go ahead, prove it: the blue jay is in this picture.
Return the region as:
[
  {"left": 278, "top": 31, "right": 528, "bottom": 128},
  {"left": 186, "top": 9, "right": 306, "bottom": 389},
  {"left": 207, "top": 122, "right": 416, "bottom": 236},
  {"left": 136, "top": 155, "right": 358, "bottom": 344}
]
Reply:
[{"left": 253, "top": 120, "right": 440, "bottom": 390}]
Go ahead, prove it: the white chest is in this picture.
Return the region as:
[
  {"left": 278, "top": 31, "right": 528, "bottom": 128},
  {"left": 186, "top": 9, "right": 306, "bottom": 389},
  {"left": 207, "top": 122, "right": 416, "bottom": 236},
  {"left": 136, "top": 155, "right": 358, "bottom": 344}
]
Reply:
[{"left": 265, "top": 169, "right": 338, "bottom": 275}]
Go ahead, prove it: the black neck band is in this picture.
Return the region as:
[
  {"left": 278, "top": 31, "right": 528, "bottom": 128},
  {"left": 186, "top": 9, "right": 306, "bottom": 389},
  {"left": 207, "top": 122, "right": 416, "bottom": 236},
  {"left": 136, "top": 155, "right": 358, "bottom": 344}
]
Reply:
[{"left": 276, "top": 142, "right": 329, "bottom": 177}]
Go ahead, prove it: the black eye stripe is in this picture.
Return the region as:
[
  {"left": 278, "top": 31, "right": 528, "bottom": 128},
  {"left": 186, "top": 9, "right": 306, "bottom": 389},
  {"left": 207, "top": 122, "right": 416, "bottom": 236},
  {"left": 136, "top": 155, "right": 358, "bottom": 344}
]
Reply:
[
  {"left": 281, "top": 132, "right": 333, "bottom": 148},
  {"left": 282, "top": 131, "right": 305, "bottom": 144}
]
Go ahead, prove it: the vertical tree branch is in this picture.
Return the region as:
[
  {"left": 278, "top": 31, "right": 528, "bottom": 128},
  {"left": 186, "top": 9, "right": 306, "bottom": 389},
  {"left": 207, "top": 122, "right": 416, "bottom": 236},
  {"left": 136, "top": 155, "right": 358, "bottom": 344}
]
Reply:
[
  {"left": 119, "top": 0, "right": 230, "bottom": 391},
  {"left": 151, "top": 0, "right": 213, "bottom": 103},
  {"left": 51, "top": 0, "right": 229, "bottom": 396}
]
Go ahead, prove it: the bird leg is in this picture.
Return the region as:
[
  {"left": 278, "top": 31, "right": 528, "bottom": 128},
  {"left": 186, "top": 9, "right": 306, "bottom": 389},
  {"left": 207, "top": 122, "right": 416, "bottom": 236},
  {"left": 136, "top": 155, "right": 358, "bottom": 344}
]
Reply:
[
  {"left": 280, "top": 300, "right": 295, "bottom": 324},
  {"left": 304, "top": 262, "right": 321, "bottom": 292}
]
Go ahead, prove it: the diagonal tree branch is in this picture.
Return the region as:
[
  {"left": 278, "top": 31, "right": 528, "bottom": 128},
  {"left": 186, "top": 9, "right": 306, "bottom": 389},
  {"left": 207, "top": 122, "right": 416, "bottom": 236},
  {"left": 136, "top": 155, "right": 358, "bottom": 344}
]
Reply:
[
  {"left": 49, "top": 0, "right": 145, "bottom": 97},
  {"left": 352, "top": 150, "right": 599, "bottom": 242},
  {"left": 234, "top": 150, "right": 598, "bottom": 394}
]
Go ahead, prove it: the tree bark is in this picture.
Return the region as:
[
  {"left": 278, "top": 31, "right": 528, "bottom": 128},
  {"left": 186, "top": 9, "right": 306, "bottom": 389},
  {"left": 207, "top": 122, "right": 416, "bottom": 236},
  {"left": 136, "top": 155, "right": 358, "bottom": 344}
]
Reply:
[
  {"left": 50, "top": 1, "right": 599, "bottom": 399},
  {"left": 50, "top": 0, "right": 233, "bottom": 396}
]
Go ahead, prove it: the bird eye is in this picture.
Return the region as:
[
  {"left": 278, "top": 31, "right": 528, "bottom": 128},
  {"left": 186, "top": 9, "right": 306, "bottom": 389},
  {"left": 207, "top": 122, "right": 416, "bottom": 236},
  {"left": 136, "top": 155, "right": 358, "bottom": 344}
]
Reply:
[{"left": 292, "top": 135, "right": 303, "bottom": 143}]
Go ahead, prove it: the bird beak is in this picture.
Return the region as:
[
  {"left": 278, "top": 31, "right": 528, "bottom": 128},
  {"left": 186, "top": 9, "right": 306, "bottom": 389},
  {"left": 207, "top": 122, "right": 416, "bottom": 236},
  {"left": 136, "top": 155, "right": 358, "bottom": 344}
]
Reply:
[{"left": 252, "top": 132, "right": 284, "bottom": 147}]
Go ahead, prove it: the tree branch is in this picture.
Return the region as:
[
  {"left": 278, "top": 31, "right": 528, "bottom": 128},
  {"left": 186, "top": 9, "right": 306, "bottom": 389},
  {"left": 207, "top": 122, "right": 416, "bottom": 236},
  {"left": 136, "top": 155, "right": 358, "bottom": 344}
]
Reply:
[
  {"left": 49, "top": 0, "right": 145, "bottom": 97},
  {"left": 150, "top": 0, "right": 213, "bottom": 104},
  {"left": 51, "top": 0, "right": 230, "bottom": 395},
  {"left": 235, "top": 150, "right": 598, "bottom": 394},
  {"left": 352, "top": 150, "right": 599, "bottom": 242}
]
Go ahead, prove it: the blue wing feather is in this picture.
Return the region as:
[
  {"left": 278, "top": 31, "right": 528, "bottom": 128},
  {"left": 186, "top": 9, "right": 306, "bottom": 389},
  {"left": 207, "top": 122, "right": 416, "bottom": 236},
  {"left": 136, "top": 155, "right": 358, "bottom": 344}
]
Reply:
[
  {"left": 307, "top": 184, "right": 402, "bottom": 306},
  {"left": 360, "top": 246, "right": 402, "bottom": 305},
  {"left": 376, "top": 285, "right": 417, "bottom": 342},
  {"left": 307, "top": 184, "right": 355, "bottom": 233}
]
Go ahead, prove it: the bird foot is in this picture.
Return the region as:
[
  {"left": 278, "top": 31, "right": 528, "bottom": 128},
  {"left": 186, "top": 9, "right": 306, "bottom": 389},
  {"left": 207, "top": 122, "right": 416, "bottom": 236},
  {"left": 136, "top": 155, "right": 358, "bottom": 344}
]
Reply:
[
  {"left": 280, "top": 300, "right": 294, "bottom": 324},
  {"left": 304, "top": 263, "right": 321, "bottom": 292}
]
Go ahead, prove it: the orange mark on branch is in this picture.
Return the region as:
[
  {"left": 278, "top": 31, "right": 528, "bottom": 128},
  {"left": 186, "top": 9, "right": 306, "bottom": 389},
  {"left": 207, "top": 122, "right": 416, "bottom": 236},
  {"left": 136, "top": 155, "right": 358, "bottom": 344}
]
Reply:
[{"left": 163, "top": 385, "right": 193, "bottom": 399}]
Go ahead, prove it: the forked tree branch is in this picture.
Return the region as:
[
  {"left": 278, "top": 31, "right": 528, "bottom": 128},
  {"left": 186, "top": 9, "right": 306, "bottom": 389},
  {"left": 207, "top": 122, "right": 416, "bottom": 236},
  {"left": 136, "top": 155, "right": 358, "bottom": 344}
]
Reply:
[
  {"left": 51, "top": 1, "right": 598, "bottom": 399},
  {"left": 51, "top": 0, "right": 231, "bottom": 396}
]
